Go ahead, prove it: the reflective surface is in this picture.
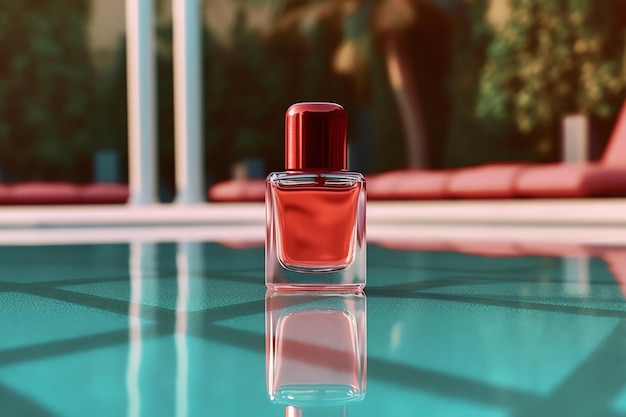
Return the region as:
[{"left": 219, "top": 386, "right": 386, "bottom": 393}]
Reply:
[{"left": 2, "top": 237, "right": 626, "bottom": 416}]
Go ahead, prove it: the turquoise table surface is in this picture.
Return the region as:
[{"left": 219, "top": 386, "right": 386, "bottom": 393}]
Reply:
[{"left": 1, "top": 239, "right": 626, "bottom": 417}]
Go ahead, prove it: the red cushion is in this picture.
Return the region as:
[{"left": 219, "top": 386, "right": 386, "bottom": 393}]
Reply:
[
  {"left": 80, "top": 183, "right": 129, "bottom": 204},
  {"left": 446, "top": 163, "right": 527, "bottom": 198},
  {"left": 8, "top": 182, "right": 82, "bottom": 205},
  {"left": 515, "top": 163, "right": 626, "bottom": 197},
  {"left": 0, "top": 184, "right": 9, "bottom": 204},
  {"left": 601, "top": 100, "right": 626, "bottom": 167},
  {"left": 208, "top": 179, "right": 266, "bottom": 202},
  {"left": 366, "top": 169, "right": 451, "bottom": 200}
]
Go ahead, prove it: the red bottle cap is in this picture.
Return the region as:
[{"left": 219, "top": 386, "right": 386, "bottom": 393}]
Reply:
[{"left": 285, "top": 102, "right": 347, "bottom": 170}]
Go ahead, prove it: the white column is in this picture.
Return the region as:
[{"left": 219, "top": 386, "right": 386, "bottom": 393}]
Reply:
[
  {"left": 173, "top": 0, "right": 205, "bottom": 204},
  {"left": 126, "top": 0, "right": 158, "bottom": 205}
]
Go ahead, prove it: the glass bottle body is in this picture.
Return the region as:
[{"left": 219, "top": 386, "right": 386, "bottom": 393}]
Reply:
[{"left": 265, "top": 170, "right": 366, "bottom": 290}]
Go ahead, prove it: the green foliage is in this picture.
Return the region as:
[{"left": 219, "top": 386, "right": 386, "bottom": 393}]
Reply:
[
  {"left": 444, "top": 0, "right": 531, "bottom": 167},
  {"left": 0, "top": 0, "right": 98, "bottom": 181},
  {"left": 476, "top": 0, "right": 626, "bottom": 155},
  {"left": 203, "top": 10, "right": 283, "bottom": 181},
  {"left": 4, "top": 0, "right": 624, "bottom": 181},
  {"left": 202, "top": 7, "right": 356, "bottom": 182}
]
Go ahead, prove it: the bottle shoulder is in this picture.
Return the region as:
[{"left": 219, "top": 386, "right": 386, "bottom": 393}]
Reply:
[{"left": 267, "top": 170, "right": 365, "bottom": 183}]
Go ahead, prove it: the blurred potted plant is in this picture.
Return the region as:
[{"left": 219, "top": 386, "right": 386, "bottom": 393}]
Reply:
[{"left": 476, "top": 0, "right": 626, "bottom": 161}]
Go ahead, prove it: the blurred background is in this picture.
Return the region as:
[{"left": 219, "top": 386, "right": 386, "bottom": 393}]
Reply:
[{"left": 1, "top": 0, "right": 625, "bottom": 201}]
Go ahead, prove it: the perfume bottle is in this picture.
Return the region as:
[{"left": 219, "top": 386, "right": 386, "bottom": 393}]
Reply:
[
  {"left": 266, "top": 102, "right": 366, "bottom": 289},
  {"left": 266, "top": 290, "right": 367, "bottom": 415}
]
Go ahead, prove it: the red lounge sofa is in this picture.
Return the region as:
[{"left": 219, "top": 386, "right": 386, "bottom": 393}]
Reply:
[
  {"left": 368, "top": 99, "right": 626, "bottom": 200},
  {"left": 208, "top": 178, "right": 266, "bottom": 203},
  {"left": 365, "top": 169, "right": 450, "bottom": 200},
  {"left": 7, "top": 182, "right": 83, "bottom": 205},
  {"left": 208, "top": 99, "right": 626, "bottom": 202},
  {"left": 207, "top": 172, "right": 452, "bottom": 203},
  {"left": 0, "top": 182, "right": 129, "bottom": 205},
  {"left": 78, "top": 183, "right": 130, "bottom": 204},
  {"left": 510, "top": 97, "right": 626, "bottom": 197},
  {"left": 0, "top": 184, "right": 10, "bottom": 205}
]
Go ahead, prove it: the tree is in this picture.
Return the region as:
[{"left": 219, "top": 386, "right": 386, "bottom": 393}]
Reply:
[
  {"left": 444, "top": 0, "right": 528, "bottom": 168},
  {"left": 203, "top": 4, "right": 356, "bottom": 180},
  {"left": 0, "top": 0, "right": 99, "bottom": 181},
  {"left": 270, "top": 0, "right": 453, "bottom": 170},
  {"left": 476, "top": 0, "right": 626, "bottom": 160}
]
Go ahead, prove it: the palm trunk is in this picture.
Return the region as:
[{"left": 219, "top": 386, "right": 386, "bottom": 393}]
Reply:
[{"left": 383, "top": 32, "right": 429, "bottom": 168}]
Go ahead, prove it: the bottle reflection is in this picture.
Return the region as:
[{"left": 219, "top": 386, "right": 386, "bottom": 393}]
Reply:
[{"left": 266, "top": 290, "right": 367, "bottom": 416}]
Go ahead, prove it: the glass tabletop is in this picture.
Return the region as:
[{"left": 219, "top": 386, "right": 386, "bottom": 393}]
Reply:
[{"left": 1, "top": 237, "right": 626, "bottom": 417}]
